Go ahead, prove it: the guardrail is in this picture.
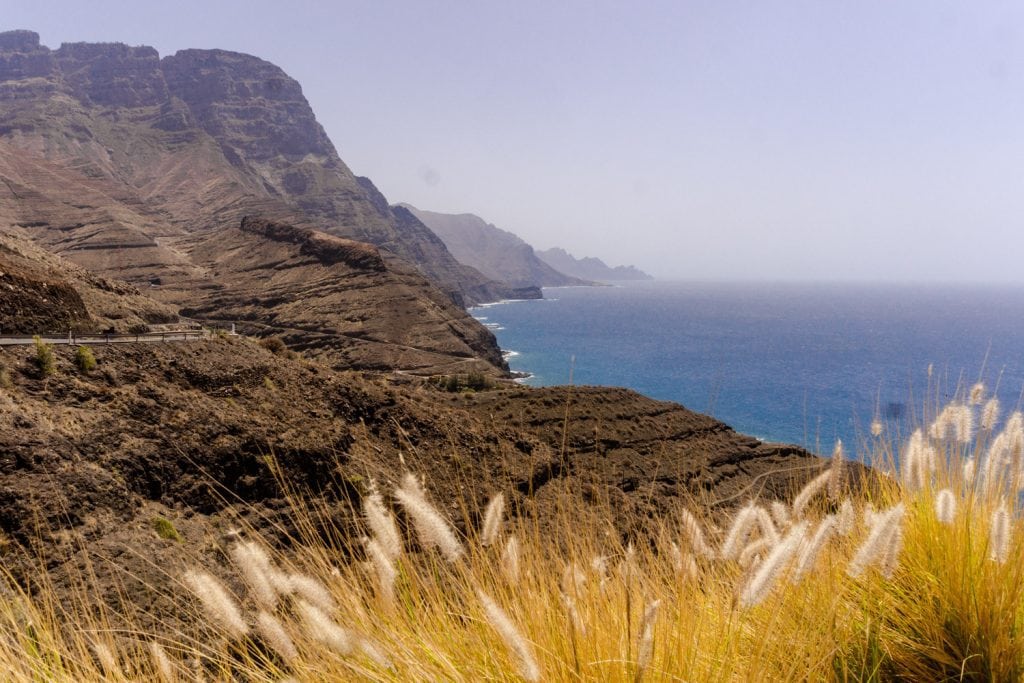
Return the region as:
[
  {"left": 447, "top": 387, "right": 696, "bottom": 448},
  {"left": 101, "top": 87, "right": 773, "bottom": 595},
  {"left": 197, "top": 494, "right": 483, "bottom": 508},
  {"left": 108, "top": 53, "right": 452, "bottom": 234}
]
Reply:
[{"left": 0, "top": 329, "right": 213, "bottom": 346}]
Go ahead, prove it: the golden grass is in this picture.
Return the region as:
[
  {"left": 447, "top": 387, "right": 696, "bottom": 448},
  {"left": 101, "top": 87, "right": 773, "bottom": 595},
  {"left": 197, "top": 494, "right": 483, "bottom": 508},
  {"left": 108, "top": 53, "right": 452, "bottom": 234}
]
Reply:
[{"left": 0, "top": 392, "right": 1022, "bottom": 681}]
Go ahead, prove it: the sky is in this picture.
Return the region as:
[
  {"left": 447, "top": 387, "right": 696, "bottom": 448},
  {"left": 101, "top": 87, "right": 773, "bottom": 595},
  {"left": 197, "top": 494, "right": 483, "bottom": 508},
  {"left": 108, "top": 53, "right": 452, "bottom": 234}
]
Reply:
[{"left": 5, "top": 1, "right": 1024, "bottom": 281}]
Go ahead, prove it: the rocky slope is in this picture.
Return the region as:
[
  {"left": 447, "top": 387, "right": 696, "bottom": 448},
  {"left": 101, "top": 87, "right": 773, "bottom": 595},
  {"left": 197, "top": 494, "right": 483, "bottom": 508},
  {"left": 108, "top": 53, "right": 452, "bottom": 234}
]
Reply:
[
  {"left": 174, "top": 217, "right": 506, "bottom": 374},
  {"left": 537, "top": 246, "right": 654, "bottom": 282},
  {"left": 0, "top": 30, "right": 524, "bottom": 307},
  {"left": 0, "top": 230, "right": 178, "bottom": 333},
  {"left": 402, "top": 204, "right": 592, "bottom": 289},
  {"left": 0, "top": 337, "right": 844, "bottom": 625}
]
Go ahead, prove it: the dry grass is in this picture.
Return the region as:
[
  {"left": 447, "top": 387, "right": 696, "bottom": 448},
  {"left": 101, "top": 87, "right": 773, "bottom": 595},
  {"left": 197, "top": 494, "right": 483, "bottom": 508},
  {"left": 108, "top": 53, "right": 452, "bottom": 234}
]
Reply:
[{"left": 0, "top": 391, "right": 1022, "bottom": 681}]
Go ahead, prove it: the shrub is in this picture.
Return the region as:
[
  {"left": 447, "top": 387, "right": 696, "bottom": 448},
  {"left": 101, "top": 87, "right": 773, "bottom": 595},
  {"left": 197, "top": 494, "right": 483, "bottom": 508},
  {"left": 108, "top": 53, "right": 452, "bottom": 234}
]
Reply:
[
  {"left": 260, "top": 337, "right": 287, "bottom": 355},
  {"left": 74, "top": 346, "right": 96, "bottom": 373},
  {"left": 127, "top": 323, "right": 150, "bottom": 335},
  {"left": 32, "top": 336, "right": 54, "bottom": 376},
  {"left": 151, "top": 517, "right": 182, "bottom": 542}
]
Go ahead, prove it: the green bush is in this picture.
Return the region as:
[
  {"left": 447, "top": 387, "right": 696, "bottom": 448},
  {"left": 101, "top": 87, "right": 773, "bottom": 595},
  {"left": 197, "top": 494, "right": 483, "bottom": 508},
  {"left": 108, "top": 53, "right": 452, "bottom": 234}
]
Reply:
[
  {"left": 32, "top": 336, "right": 55, "bottom": 377},
  {"left": 151, "top": 517, "right": 182, "bottom": 542},
  {"left": 74, "top": 346, "right": 96, "bottom": 373}
]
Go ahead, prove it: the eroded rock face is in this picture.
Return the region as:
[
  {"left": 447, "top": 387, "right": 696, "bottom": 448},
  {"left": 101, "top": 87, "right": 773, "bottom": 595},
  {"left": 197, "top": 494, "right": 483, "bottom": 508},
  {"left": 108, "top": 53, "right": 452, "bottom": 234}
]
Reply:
[{"left": 0, "top": 31, "right": 522, "bottom": 306}]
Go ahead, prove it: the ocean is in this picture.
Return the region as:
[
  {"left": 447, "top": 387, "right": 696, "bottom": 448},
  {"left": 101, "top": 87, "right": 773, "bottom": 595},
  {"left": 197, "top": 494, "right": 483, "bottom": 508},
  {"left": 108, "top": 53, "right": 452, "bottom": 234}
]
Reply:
[{"left": 470, "top": 281, "right": 1024, "bottom": 459}]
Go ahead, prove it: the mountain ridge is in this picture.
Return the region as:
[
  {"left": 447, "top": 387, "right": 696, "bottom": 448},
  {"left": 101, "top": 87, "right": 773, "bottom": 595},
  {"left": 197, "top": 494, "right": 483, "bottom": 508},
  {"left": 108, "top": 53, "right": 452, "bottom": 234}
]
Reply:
[{"left": 536, "top": 246, "right": 653, "bottom": 282}]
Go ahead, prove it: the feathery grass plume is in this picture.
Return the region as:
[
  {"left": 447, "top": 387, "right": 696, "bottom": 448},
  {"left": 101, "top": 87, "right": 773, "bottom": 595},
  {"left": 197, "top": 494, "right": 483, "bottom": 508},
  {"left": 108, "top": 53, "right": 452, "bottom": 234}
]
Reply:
[
  {"left": 929, "top": 406, "right": 954, "bottom": 441},
  {"left": 286, "top": 573, "right": 336, "bottom": 614},
  {"left": 739, "top": 522, "right": 808, "bottom": 608},
  {"left": 721, "top": 504, "right": 767, "bottom": 560},
  {"left": 365, "top": 538, "right": 397, "bottom": 606},
  {"left": 296, "top": 599, "right": 353, "bottom": 655},
  {"left": 954, "top": 404, "right": 974, "bottom": 444},
  {"left": 870, "top": 419, "right": 884, "bottom": 437},
  {"left": 679, "top": 507, "right": 714, "bottom": 557},
  {"left": 827, "top": 440, "right": 846, "bottom": 501},
  {"left": 183, "top": 569, "right": 249, "bottom": 638},
  {"left": 989, "top": 502, "right": 1011, "bottom": 564},
  {"left": 231, "top": 541, "right": 279, "bottom": 609},
  {"left": 636, "top": 599, "right": 661, "bottom": 681},
  {"left": 477, "top": 590, "right": 541, "bottom": 682},
  {"left": 901, "top": 429, "right": 924, "bottom": 488},
  {"left": 362, "top": 490, "right": 403, "bottom": 560},
  {"left": 560, "top": 590, "right": 586, "bottom": 635},
  {"left": 257, "top": 610, "right": 298, "bottom": 664},
  {"left": 934, "top": 488, "right": 957, "bottom": 525},
  {"left": 963, "top": 457, "right": 977, "bottom": 486},
  {"left": 561, "top": 563, "right": 587, "bottom": 595},
  {"left": 91, "top": 641, "right": 119, "bottom": 676},
  {"left": 983, "top": 432, "right": 1011, "bottom": 495},
  {"left": 394, "top": 473, "right": 464, "bottom": 562},
  {"left": 738, "top": 537, "right": 772, "bottom": 569},
  {"left": 836, "top": 500, "right": 855, "bottom": 536},
  {"left": 792, "top": 515, "right": 835, "bottom": 582},
  {"left": 669, "top": 542, "right": 698, "bottom": 581},
  {"left": 149, "top": 641, "right": 176, "bottom": 682},
  {"left": 981, "top": 398, "right": 1000, "bottom": 431},
  {"left": 619, "top": 542, "right": 640, "bottom": 584},
  {"left": 770, "top": 501, "right": 791, "bottom": 530},
  {"left": 480, "top": 492, "right": 505, "bottom": 547},
  {"left": 358, "top": 638, "right": 392, "bottom": 669},
  {"left": 970, "top": 382, "right": 985, "bottom": 405},
  {"left": 847, "top": 504, "right": 905, "bottom": 578},
  {"left": 878, "top": 513, "right": 905, "bottom": 579},
  {"left": 792, "top": 470, "right": 831, "bottom": 518},
  {"left": 501, "top": 535, "right": 521, "bottom": 583}
]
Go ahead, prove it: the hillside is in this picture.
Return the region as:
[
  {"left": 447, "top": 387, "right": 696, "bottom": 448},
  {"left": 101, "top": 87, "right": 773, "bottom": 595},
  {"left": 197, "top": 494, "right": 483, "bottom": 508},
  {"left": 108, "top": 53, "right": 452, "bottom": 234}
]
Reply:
[
  {"left": 537, "top": 246, "right": 653, "bottom": 282},
  {"left": 402, "top": 204, "right": 592, "bottom": 289},
  {"left": 0, "top": 336, "right": 831, "bottom": 628}
]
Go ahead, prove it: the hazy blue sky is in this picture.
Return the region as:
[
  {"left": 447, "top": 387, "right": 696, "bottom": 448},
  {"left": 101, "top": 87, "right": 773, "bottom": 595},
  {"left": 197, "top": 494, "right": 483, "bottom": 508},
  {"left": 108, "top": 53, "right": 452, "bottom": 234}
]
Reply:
[{"left": 7, "top": 1, "right": 1024, "bottom": 281}]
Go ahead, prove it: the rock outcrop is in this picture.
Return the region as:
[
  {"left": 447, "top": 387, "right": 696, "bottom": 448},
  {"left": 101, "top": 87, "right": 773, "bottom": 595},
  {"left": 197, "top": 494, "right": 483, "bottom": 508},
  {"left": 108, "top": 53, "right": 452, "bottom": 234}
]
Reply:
[
  {"left": 537, "top": 246, "right": 654, "bottom": 282},
  {"left": 403, "top": 204, "right": 592, "bottom": 290}
]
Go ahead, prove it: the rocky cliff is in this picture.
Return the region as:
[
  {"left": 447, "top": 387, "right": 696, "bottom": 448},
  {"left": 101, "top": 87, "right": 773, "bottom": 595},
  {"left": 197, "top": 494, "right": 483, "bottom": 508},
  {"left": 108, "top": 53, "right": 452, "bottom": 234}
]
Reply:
[
  {"left": 537, "top": 246, "right": 654, "bottom": 282},
  {"left": 0, "top": 30, "right": 524, "bottom": 307},
  {"left": 402, "top": 204, "right": 592, "bottom": 290}
]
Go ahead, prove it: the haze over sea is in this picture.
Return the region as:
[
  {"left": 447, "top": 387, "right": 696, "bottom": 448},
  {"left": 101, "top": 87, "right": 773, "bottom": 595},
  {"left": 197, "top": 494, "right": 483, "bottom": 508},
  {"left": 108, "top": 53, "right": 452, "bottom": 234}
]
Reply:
[{"left": 472, "top": 281, "right": 1024, "bottom": 459}]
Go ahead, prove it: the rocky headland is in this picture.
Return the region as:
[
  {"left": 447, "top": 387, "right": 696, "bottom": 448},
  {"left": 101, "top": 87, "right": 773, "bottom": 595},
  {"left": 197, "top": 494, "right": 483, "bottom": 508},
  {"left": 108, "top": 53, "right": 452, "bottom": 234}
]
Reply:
[{"left": 537, "top": 246, "right": 654, "bottom": 282}]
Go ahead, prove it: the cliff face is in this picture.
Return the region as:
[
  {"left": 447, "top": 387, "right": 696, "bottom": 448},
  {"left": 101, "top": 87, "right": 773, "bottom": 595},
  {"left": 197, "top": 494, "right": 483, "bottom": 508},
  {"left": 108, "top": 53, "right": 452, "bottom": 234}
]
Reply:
[
  {"left": 403, "top": 204, "right": 592, "bottom": 290},
  {"left": 0, "top": 30, "right": 519, "bottom": 372},
  {"left": 536, "top": 246, "right": 654, "bottom": 282},
  {"left": 0, "top": 31, "right": 523, "bottom": 307}
]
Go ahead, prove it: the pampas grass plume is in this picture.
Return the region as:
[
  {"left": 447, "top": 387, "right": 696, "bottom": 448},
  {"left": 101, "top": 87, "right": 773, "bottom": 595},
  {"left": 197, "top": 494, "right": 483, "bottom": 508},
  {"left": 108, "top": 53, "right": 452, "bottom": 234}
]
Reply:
[
  {"left": 982, "top": 398, "right": 1000, "bottom": 431},
  {"left": 231, "top": 541, "right": 279, "bottom": 609},
  {"left": 477, "top": 590, "right": 541, "bottom": 682},
  {"left": 828, "top": 440, "right": 845, "bottom": 500},
  {"left": 287, "top": 573, "right": 336, "bottom": 614},
  {"left": 970, "top": 382, "right": 985, "bottom": 405},
  {"left": 257, "top": 610, "right": 298, "bottom": 664},
  {"left": 990, "top": 503, "right": 1011, "bottom": 564},
  {"left": 680, "top": 507, "right": 713, "bottom": 557},
  {"left": 792, "top": 470, "right": 830, "bottom": 518},
  {"left": 296, "top": 599, "right": 353, "bottom": 655},
  {"left": 847, "top": 505, "right": 905, "bottom": 578},
  {"left": 934, "top": 488, "right": 957, "bottom": 525},
  {"left": 739, "top": 522, "right": 807, "bottom": 608},
  {"left": 481, "top": 492, "right": 505, "bottom": 547},
  {"left": 183, "top": 569, "right": 249, "bottom": 638},
  {"left": 365, "top": 537, "right": 397, "bottom": 606},
  {"left": 91, "top": 641, "right": 119, "bottom": 676},
  {"left": 636, "top": 599, "right": 660, "bottom": 679},
  {"left": 792, "top": 515, "right": 835, "bottom": 582},
  {"left": 363, "top": 491, "right": 403, "bottom": 560},
  {"left": 394, "top": 473, "right": 464, "bottom": 562},
  {"left": 836, "top": 500, "right": 855, "bottom": 536},
  {"left": 148, "top": 641, "right": 176, "bottom": 682},
  {"left": 502, "top": 535, "right": 521, "bottom": 584}
]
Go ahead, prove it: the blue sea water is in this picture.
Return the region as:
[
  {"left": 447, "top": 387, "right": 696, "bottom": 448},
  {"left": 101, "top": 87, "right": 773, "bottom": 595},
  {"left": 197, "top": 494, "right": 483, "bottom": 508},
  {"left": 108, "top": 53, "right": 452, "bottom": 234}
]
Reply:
[{"left": 471, "top": 281, "right": 1024, "bottom": 458}]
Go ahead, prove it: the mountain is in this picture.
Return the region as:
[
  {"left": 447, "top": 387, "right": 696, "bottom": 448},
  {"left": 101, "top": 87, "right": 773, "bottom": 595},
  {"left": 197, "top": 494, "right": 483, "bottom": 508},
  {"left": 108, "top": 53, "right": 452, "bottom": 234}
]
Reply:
[
  {"left": 536, "top": 247, "right": 653, "bottom": 282},
  {"left": 401, "top": 205, "right": 592, "bottom": 289},
  {"left": 0, "top": 29, "right": 531, "bottom": 373},
  {"left": 0, "top": 30, "right": 529, "bottom": 307}
]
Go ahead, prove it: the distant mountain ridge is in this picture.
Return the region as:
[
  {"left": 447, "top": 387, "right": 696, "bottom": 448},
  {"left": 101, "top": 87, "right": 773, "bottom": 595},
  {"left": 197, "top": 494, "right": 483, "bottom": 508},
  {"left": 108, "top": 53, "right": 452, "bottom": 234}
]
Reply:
[
  {"left": 536, "top": 247, "right": 653, "bottom": 282},
  {"left": 401, "top": 205, "right": 592, "bottom": 289}
]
